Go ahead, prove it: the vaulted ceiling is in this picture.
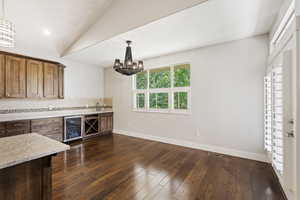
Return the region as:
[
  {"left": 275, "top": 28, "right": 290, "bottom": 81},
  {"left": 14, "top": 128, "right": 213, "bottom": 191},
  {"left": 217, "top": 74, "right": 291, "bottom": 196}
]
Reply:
[
  {"left": 65, "top": 0, "right": 283, "bottom": 66},
  {"left": 2, "top": 0, "right": 283, "bottom": 66}
]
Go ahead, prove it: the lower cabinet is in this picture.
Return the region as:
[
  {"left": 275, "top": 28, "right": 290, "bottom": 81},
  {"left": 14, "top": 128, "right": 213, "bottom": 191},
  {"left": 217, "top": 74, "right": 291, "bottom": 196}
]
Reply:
[
  {"left": 31, "top": 117, "right": 63, "bottom": 142},
  {"left": 6, "top": 120, "right": 30, "bottom": 137},
  {"left": 0, "top": 112, "right": 113, "bottom": 141},
  {"left": 0, "top": 118, "right": 63, "bottom": 142},
  {"left": 84, "top": 112, "right": 113, "bottom": 139},
  {"left": 99, "top": 113, "right": 113, "bottom": 133},
  {"left": 0, "top": 123, "right": 5, "bottom": 138}
]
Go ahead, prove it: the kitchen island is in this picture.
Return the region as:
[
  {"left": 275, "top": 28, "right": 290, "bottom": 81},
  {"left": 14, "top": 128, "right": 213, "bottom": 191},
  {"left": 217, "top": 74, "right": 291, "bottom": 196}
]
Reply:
[{"left": 0, "top": 133, "right": 69, "bottom": 200}]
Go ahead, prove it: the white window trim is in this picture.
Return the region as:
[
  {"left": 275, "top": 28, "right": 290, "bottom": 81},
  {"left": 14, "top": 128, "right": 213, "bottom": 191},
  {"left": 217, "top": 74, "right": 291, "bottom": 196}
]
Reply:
[{"left": 132, "top": 63, "right": 191, "bottom": 115}]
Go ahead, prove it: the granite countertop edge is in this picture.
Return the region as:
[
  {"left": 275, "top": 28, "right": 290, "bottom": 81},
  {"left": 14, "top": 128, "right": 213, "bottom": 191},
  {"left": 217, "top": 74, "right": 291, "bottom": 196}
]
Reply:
[{"left": 0, "top": 133, "right": 70, "bottom": 170}]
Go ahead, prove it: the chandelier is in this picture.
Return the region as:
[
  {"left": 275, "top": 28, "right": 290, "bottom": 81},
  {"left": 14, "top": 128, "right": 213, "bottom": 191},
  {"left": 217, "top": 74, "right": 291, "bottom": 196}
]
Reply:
[
  {"left": 113, "top": 41, "right": 144, "bottom": 76},
  {"left": 0, "top": 0, "right": 15, "bottom": 48}
]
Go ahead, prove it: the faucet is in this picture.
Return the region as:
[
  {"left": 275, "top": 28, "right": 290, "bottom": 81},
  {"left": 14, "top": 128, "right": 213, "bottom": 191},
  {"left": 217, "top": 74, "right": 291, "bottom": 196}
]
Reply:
[{"left": 96, "top": 102, "right": 101, "bottom": 111}]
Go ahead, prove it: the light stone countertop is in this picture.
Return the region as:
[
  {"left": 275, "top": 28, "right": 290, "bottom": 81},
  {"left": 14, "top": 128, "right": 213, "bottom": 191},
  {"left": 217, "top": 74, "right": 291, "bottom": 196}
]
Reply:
[
  {"left": 0, "top": 109, "right": 113, "bottom": 122},
  {"left": 0, "top": 133, "right": 70, "bottom": 169}
]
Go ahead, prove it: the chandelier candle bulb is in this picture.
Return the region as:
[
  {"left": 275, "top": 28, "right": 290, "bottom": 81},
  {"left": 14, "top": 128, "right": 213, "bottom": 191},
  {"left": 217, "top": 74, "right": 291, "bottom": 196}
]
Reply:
[{"left": 113, "top": 40, "right": 144, "bottom": 76}]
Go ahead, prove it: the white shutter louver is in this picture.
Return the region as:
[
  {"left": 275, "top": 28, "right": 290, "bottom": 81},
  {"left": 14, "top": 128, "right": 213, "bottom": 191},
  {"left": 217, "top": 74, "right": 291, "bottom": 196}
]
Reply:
[
  {"left": 272, "top": 67, "right": 284, "bottom": 174},
  {"left": 264, "top": 75, "right": 272, "bottom": 152}
]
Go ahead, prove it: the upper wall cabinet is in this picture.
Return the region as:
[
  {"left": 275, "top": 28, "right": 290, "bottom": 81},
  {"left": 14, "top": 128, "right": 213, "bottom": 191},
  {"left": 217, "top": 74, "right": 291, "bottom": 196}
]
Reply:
[
  {"left": 0, "top": 54, "right": 4, "bottom": 98},
  {"left": 27, "top": 59, "right": 43, "bottom": 98},
  {"left": 5, "top": 55, "right": 26, "bottom": 98},
  {"left": 0, "top": 51, "right": 65, "bottom": 99},
  {"left": 44, "top": 63, "right": 59, "bottom": 98},
  {"left": 58, "top": 65, "right": 64, "bottom": 99}
]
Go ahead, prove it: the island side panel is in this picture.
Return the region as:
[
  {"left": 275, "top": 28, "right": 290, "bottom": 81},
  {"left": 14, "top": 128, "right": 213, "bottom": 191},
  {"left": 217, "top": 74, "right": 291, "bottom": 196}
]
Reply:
[{"left": 0, "top": 156, "right": 52, "bottom": 200}]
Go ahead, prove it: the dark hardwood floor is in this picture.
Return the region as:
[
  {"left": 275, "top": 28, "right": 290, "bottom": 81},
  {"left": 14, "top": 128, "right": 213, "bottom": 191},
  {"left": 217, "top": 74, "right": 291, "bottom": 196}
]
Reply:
[{"left": 52, "top": 134, "right": 285, "bottom": 200}]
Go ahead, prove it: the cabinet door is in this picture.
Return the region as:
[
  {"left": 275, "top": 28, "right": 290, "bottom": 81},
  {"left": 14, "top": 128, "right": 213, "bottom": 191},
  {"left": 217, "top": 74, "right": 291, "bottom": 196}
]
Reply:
[
  {"left": 0, "top": 122, "right": 5, "bottom": 138},
  {"left": 100, "top": 116, "right": 107, "bottom": 132},
  {"left": 6, "top": 120, "right": 30, "bottom": 137},
  {"left": 58, "top": 65, "right": 64, "bottom": 99},
  {"left": 100, "top": 113, "right": 113, "bottom": 133},
  {"left": 5, "top": 56, "right": 26, "bottom": 98},
  {"left": 26, "top": 59, "right": 43, "bottom": 98},
  {"left": 107, "top": 115, "right": 113, "bottom": 131},
  {"left": 44, "top": 63, "right": 58, "bottom": 98},
  {"left": 0, "top": 54, "right": 4, "bottom": 98},
  {"left": 31, "top": 117, "right": 63, "bottom": 142}
]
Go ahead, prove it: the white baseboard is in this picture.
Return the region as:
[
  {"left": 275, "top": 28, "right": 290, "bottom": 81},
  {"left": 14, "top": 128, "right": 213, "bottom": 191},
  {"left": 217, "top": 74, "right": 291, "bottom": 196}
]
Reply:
[{"left": 114, "top": 129, "right": 268, "bottom": 163}]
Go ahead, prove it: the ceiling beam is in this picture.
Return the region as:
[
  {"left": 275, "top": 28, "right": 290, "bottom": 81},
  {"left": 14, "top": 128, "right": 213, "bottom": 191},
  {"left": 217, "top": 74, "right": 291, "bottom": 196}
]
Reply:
[{"left": 62, "top": 0, "right": 208, "bottom": 56}]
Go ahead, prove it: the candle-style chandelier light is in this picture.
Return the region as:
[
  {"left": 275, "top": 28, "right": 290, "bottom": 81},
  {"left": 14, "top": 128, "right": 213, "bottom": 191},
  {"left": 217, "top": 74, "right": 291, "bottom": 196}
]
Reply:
[{"left": 113, "top": 41, "right": 144, "bottom": 76}]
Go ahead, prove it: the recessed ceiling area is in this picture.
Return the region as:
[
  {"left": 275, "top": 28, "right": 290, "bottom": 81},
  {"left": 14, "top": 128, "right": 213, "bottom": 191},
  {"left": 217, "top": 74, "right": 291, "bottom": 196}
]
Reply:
[{"left": 64, "top": 0, "right": 283, "bottom": 67}]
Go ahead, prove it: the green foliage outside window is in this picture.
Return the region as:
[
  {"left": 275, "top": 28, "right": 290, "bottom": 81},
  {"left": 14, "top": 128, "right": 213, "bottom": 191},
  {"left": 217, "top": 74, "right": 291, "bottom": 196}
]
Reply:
[
  {"left": 149, "top": 93, "right": 168, "bottom": 109},
  {"left": 136, "top": 93, "right": 145, "bottom": 108},
  {"left": 174, "top": 64, "right": 190, "bottom": 87},
  {"left": 174, "top": 92, "right": 188, "bottom": 109},
  {"left": 136, "top": 72, "right": 147, "bottom": 89},
  {"left": 149, "top": 67, "right": 171, "bottom": 89}
]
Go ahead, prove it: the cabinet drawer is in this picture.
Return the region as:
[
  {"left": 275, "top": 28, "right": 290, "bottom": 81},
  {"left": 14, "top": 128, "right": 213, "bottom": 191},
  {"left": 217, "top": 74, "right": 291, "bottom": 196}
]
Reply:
[
  {"left": 6, "top": 120, "right": 30, "bottom": 130},
  {"left": 0, "top": 130, "right": 5, "bottom": 138},
  {"left": 99, "top": 112, "right": 113, "bottom": 117},
  {"left": 31, "top": 117, "right": 62, "bottom": 126},
  {"left": 6, "top": 130, "right": 29, "bottom": 137},
  {"left": 31, "top": 117, "right": 63, "bottom": 141},
  {"left": 0, "top": 122, "right": 5, "bottom": 131},
  {"left": 5, "top": 120, "right": 30, "bottom": 137}
]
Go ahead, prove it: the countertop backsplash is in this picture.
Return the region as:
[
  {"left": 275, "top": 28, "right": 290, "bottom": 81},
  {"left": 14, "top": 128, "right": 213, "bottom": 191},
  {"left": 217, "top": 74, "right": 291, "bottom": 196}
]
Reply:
[{"left": 0, "top": 98, "right": 113, "bottom": 114}]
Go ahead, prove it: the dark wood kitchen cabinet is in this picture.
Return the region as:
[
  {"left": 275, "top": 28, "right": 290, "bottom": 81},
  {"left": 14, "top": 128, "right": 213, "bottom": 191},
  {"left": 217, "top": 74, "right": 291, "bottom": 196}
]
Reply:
[
  {"left": 26, "top": 59, "right": 44, "bottom": 98},
  {"left": 5, "top": 120, "right": 30, "bottom": 137},
  {"left": 0, "top": 54, "right": 4, "bottom": 98},
  {"left": 0, "top": 122, "right": 5, "bottom": 138},
  {"left": 0, "top": 51, "right": 65, "bottom": 100},
  {"left": 44, "top": 63, "right": 59, "bottom": 98},
  {"left": 5, "top": 55, "right": 26, "bottom": 98},
  {"left": 99, "top": 113, "right": 113, "bottom": 133},
  {"left": 58, "top": 65, "right": 64, "bottom": 99},
  {"left": 31, "top": 117, "right": 63, "bottom": 142}
]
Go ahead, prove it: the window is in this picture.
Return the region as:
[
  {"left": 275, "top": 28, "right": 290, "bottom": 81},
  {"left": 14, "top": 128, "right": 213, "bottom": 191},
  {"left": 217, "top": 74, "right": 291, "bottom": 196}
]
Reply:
[
  {"left": 136, "top": 71, "right": 147, "bottom": 89},
  {"left": 149, "top": 93, "right": 169, "bottom": 109},
  {"left": 150, "top": 67, "right": 171, "bottom": 88},
  {"left": 174, "top": 92, "right": 188, "bottom": 110},
  {"left": 136, "top": 93, "right": 145, "bottom": 109},
  {"left": 133, "top": 63, "right": 191, "bottom": 113}
]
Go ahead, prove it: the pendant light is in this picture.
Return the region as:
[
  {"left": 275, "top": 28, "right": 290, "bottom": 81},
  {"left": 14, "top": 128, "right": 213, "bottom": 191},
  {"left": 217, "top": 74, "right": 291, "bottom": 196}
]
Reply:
[
  {"left": 0, "top": 0, "right": 15, "bottom": 48},
  {"left": 113, "top": 41, "right": 144, "bottom": 76}
]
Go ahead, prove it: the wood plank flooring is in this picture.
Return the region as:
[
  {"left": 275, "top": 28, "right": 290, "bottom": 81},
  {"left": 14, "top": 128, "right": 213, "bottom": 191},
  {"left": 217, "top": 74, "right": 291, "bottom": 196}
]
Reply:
[{"left": 52, "top": 134, "right": 285, "bottom": 200}]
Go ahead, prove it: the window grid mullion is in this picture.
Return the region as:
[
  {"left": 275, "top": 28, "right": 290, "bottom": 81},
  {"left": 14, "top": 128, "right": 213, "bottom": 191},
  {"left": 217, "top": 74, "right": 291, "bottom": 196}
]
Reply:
[{"left": 134, "top": 64, "right": 191, "bottom": 114}]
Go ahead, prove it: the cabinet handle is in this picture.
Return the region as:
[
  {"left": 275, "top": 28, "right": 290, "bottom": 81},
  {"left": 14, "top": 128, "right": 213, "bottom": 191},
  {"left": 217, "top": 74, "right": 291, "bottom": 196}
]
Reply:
[
  {"left": 286, "top": 131, "right": 295, "bottom": 138},
  {"left": 7, "top": 93, "right": 10, "bottom": 97}
]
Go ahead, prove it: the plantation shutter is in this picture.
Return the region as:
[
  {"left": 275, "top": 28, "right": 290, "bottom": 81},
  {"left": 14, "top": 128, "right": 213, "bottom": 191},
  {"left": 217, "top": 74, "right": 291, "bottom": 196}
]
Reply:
[
  {"left": 264, "top": 74, "right": 272, "bottom": 152},
  {"left": 272, "top": 67, "right": 284, "bottom": 174}
]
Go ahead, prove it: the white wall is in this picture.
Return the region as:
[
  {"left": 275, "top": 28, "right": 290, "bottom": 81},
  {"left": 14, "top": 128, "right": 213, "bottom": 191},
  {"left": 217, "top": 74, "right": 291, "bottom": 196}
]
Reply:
[
  {"left": 105, "top": 35, "right": 269, "bottom": 161},
  {"left": 0, "top": 46, "right": 104, "bottom": 109},
  {"left": 297, "top": 0, "right": 300, "bottom": 16}
]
